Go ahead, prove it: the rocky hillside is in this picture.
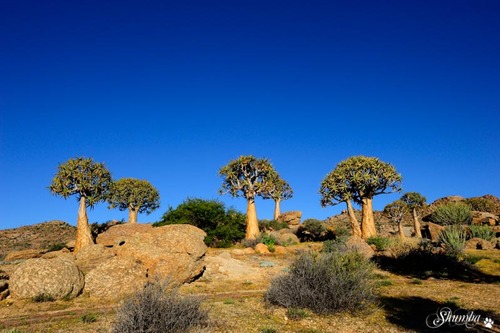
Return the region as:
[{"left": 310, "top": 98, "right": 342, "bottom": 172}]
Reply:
[{"left": 0, "top": 221, "right": 75, "bottom": 260}]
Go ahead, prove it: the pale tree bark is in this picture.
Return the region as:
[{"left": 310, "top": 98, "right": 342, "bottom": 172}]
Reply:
[
  {"left": 346, "top": 200, "right": 362, "bottom": 237},
  {"left": 398, "top": 221, "right": 405, "bottom": 238},
  {"left": 128, "top": 206, "right": 138, "bottom": 224},
  {"left": 246, "top": 197, "right": 259, "bottom": 239},
  {"left": 273, "top": 199, "right": 281, "bottom": 220},
  {"left": 412, "top": 208, "right": 422, "bottom": 238},
  {"left": 74, "top": 196, "right": 94, "bottom": 253},
  {"left": 361, "top": 197, "right": 377, "bottom": 239}
]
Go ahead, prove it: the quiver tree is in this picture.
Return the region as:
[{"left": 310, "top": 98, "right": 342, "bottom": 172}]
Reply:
[
  {"left": 262, "top": 171, "right": 293, "bottom": 220},
  {"left": 219, "top": 155, "right": 275, "bottom": 239},
  {"left": 384, "top": 200, "right": 408, "bottom": 238},
  {"left": 321, "top": 156, "right": 402, "bottom": 239},
  {"left": 320, "top": 172, "right": 362, "bottom": 238},
  {"left": 401, "top": 192, "right": 426, "bottom": 238},
  {"left": 107, "top": 178, "right": 160, "bottom": 224},
  {"left": 49, "top": 157, "right": 112, "bottom": 253}
]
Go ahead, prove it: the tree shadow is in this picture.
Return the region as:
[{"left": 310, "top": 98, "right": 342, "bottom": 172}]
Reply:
[
  {"left": 381, "top": 296, "right": 499, "bottom": 332},
  {"left": 373, "top": 250, "right": 500, "bottom": 283}
]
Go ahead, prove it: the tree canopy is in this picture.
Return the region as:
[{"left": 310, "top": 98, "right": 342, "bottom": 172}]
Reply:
[
  {"left": 401, "top": 192, "right": 426, "bottom": 209},
  {"left": 49, "top": 157, "right": 112, "bottom": 207},
  {"left": 108, "top": 178, "right": 160, "bottom": 218}
]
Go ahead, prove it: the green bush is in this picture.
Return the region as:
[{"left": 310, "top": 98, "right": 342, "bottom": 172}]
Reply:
[
  {"left": 81, "top": 313, "right": 98, "bottom": 323},
  {"left": 260, "top": 234, "right": 276, "bottom": 252},
  {"left": 153, "top": 198, "right": 246, "bottom": 248},
  {"left": 430, "top": 202, "right": 472, "bottom": 225},
  {"left": 112, "top": 280, "right": 209, "bottom": 333},
  {"left": 465, "top": 197, "right": 497, "bottom": 213},
  {"left": 296, "top": 219, "right": 335, "bottom": 242},
  {"left": 439, "top": 225, "right": 467, "bottom": 258},
  {"left": 32, "top": 293, "right": 55, "bottom": 303},
  {"left": 47, "top": 243, "right": 66, "bottom": 252},
  {"left": 367, "top": 236, "right": 391, "bottom": 251},
  {"left": 259, "top": 219, "right": 289, "bottom": 231},
  {"left": 468, "top": 225, "right": 495, "bottom": 241},
  {"left": 265, "top": 251, "right": 376, "bottom": 314}
]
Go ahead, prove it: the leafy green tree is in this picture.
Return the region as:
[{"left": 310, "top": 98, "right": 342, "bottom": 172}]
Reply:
[
  {"left": 401, "top": 192, "right": 426, "bottom": 238},
  {"left": 153, "top": 198, "right": 246, "bottom": 248},
  {"left": 49, "top": 157, "right": 112, "bottom": 253},
  {"left": 261, "top": 170, "right": 293, "bottom": 220},
  {"left": 320, "top": 156, "right": 402, "bottom": 239},
  {"left": 384, "top": 200, "right": 408, "bottom": 238},
  {"left": 219, "top": 155, "right": 275, "bottom": 239},
  {"left": 107, "top": 178, "right": 160, "bottom": 224}
]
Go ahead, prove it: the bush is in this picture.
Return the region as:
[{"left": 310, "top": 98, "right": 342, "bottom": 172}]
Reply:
[
  {"left": 430, "top": 202, "right": 472, "bottom": 225},
  {"left": 112, "top": 280, "right": 209, "bottom": 333},
  {"left": 81, "top": 313, "right": 98, "bottom": 323},
  {"left": 32, "top": 293, "right": 55, "bottom": 303},
  {"left": 47, "top": 243, "right": 66, "bottom": 252},
  {"left": 468, "top": 225, "right": 495, "bottom": 241},
  {"left": 465, "top": 197, "right": 497, "bottom": 213},
  {"left": 265, "top": 251, "right": 376, "bottom": 314},
  {"left": 367, "top": 236, "right": 391, "bottom": 251},
  {"left": 259, "top": 219, "right": 289, "bottom": 231},
  {"left": 260, "top": 234, "right": 276, "bottom": 252},
  {"left": 439, "top": 225, "right": 467, "bottom": 257},
  {"left": 297, "top": 219, "right": 335, "bottom": 242},
  {"left": 153, "top": 198, "right": 246, "bottom": 248}
]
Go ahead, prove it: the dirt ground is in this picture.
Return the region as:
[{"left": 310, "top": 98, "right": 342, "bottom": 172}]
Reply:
[{"left": 1, "top": 244, "right": 499, "bottom": 333}]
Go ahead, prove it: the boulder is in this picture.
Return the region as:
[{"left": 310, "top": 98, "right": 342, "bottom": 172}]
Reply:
[
  {"left": 465, "top": 238, "right": 494, "bottom": 250},
  {"left": 273, "top": 245, "right": 288, "bottom": 255},
  {"left": 471, "top": 212, "right": 498, "bottom": 226},
  {"left": 345, "top": 236, "right": 375, "bottom": 259},
  {"left": 74, "top": 244, "right": 115, "bottom": 274},
  {"left": 95, "top": 223, "right": 207, "bottom": 285},
  {"left": 269, "top": 231, "right": 300, "bottom": 246},
  {"left": 84, "top": 257, "right": 148, "bottom": 299},
  {"left": 41, "top": 248, "right": 72, "bottom": 259},
  {"left": 9, "top": 258, "right": 84, "bottom": 300},
  {"left": 255, "top": 243, "right": 271, "bottom": 254},
  {"left": 277, "top": 211, "right": 302, "bottom": 226},
  {"left": 4, "top": 249, "right": 46, "bottom": 262},
  {"left": 423, "top": 222, "right": 445, "bottom": 243}
]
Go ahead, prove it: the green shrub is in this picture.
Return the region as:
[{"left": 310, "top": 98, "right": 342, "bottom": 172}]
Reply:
[
  {"left": 430, "top": 202, "right": 472, "bottom": 225},
  {"left": 265, "top": 251, "right": 376, "bottom": 314},
  {"left": 32, "top": 293, "right": 55, "bottom": 303},
  {"left": 367, "top": 236, "right": 391, "bottom": 251},
  {"left": 112, "top": 280, "right": 209, "bottom": 333},
  {"left": 153, "top": 198, "right": 246, "bottom": 248},
  {"left": 468, "top": 225, "right": 495, "bottom": 241},
  {"left": 47, "top": 243, "right": 66, "bottom": 252},
  {"left": 260, "top": 234, "right": 276, "bottom": 252},
  {"left": 465, "top": 197, "right": 497, "bottom": 213},
  {"left": 439, "top": 225, "right": 467, "bottom": 257},
  {"left": 81, "top": 313, "right": 98, "bottom": 323},
  {"left": 259, "top": 219, "right": 289, "bottom": 231},
  {"left": 286, "top": 307, "right": 309, "bottom": 320},
  {"left": 296, "top": 219, "right": 335, "bottom": 242}
]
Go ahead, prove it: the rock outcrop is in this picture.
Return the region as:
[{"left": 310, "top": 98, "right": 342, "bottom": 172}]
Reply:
[
  {"left": 9, "top": 257, "right": 84, "bottom": 300},
  {"left": 277, "top": 211, "right": 302, "bottom": 226}
]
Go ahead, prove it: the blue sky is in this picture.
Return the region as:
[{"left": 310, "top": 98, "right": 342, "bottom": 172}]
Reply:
[{"left": 1, "top": 0, "right": 499, "bottom": 229}]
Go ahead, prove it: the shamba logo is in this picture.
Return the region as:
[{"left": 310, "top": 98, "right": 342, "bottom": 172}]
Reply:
[{"left": 425, "top": 307, "right": 494, "bottom": 329}]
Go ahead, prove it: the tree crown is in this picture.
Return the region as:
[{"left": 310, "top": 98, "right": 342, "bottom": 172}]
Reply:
[
  {"left": 401, "top": 192, "right": 426, "bottom": 209},
  {"left": 108, "top": 178, "right": 160, "bottom": 214},
  {"left": 261, "top": 170, "right": 293, "bottom": 202},
  {"left": 49, "top": 157, "right": 112, "bottom": 208},
  {"left": 320, "top": 155, "right": 402, "bottom": 206},
  {"left": 219, "top": 155, "right": 275, "bottom": 200},
  {"left": 384, "top": 199, "right": 408, "bottom": 223}
]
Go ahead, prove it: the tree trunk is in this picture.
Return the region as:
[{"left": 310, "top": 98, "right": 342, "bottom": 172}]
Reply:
[
  {"left": 346, "top": 200, "right": 362, "bottom": 237},
  {"left": 361, "top": 197, "right": 377, "bottom": 239},
  {"left": 412, "top": 208, "right": 422, "bottom": 238},
  {"left": 74, "top": 196, "right": 94, "bottom": 253},
  {"left": 398, "top": 221, "right": 405, "bottom": 239},
  {"left": 245, "top": 197, "right": 259, "bottom": 239},
  {"left": 273, "top": 199, "right": 281, "bottom": 220},
  {"left": 128, "top": 207, "right": 138, "bottom": 224}
]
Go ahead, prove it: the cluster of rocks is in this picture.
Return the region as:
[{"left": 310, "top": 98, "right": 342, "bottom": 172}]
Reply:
[{"left": 2, "top": 224, "right": 207, "bottom": 300}]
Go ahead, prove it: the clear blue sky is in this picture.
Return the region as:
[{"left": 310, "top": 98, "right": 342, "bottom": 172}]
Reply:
[{"left": 1, "top": 0, "right": 499, "bottom": 229}]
